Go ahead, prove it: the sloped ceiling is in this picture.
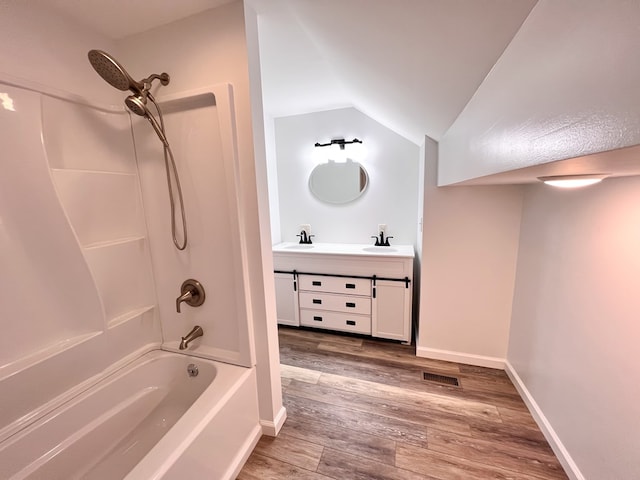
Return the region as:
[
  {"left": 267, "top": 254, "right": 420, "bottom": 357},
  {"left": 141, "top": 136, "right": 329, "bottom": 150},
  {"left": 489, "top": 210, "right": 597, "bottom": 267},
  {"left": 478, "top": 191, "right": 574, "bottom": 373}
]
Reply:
[
  {"left": 252, "top": 0, "right": 538, "bottom": 144},
  {"left": 43, "top": 0, "right": 537, "bottom": 145}
]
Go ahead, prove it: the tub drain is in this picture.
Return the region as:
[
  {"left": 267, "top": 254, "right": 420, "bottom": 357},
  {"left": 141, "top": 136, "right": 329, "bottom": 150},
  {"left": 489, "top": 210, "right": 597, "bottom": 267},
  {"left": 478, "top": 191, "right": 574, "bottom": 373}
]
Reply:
[{"left": 187, "top": 364, "right": 199, "bottom": 377}]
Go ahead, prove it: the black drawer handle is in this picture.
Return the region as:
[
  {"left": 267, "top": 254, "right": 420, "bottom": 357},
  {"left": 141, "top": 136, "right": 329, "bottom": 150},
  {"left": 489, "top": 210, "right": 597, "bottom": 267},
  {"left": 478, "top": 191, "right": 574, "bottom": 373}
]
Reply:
[
  {"left": 313, "top": 316, "right": 323, "bottom": 322},
  {"left": 313, "top": 299, "right": 322, "bottom": 304},
  {"left": 346, "top": 302, "right": 356, "bottom": 308},
  {"left": 346, "top": 320, "right": 356, "bottom": 326},
  {"left": 312, "top": 281, "right": 322, "bottom": 286},
  {"left": 345, "top": 283, "right": 356, "bottom": 289}
]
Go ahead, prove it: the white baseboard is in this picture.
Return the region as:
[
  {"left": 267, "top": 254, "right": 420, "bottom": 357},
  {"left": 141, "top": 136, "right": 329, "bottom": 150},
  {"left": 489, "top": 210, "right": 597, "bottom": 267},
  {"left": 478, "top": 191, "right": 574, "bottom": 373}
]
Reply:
[
  {"left": 416, "top": 346, "right": 505, "bottom": 369},
  {"left": 504, "top": 361, "right": 585, "bottom": 480},
  {"left": 226, "top": 424, "right": 262, "bottom": 480},
  {"left": 260, "top": 405, "right": 287, "bottom": 436}
]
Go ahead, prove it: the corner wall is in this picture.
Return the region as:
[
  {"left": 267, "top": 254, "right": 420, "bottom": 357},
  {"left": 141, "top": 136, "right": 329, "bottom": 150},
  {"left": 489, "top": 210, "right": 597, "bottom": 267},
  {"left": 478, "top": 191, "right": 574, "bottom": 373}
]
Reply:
[
  {"left": 418, "top": 136, "right": 523, "bottom": 367},
  {"left": 508, "top": 177, "right": 640, "bottom": 480}
]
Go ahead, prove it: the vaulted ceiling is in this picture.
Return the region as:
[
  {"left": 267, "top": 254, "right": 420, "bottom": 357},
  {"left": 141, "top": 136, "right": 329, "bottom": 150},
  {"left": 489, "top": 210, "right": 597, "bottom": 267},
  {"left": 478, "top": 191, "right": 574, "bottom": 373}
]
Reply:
[
  {"left": 251, "top": 0, "right": 537, "bottom": 144},
  {"left": 45, "top": 0, "right": 538, "bottom": 145}
]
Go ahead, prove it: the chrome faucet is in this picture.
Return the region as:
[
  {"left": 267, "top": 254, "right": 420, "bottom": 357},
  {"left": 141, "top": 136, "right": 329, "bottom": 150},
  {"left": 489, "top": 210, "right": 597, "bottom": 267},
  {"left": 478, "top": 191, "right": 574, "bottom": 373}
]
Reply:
[{"left": 179, "top": 325, "right": 203, "bottom": 350}]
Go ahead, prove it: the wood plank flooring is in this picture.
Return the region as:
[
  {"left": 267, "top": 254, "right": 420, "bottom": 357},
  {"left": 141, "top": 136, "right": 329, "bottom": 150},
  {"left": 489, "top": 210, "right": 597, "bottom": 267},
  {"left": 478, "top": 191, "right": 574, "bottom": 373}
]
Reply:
[{"left": 237, "top": 327, "right": 568, "bottom": 480}]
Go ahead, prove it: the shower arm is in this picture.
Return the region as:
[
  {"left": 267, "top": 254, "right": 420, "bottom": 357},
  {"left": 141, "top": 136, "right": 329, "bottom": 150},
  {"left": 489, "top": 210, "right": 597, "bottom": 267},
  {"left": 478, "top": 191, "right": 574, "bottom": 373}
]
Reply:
[{"left": 140, "top": 73, "right": 170, "bottom": 92}]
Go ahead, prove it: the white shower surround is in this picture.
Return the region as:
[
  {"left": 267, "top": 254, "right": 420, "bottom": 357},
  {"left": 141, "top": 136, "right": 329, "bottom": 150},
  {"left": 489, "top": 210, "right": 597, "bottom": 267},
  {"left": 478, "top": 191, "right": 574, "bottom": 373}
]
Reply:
[{"left": 0, "top": 75, "right": 259, "bottom": 476}]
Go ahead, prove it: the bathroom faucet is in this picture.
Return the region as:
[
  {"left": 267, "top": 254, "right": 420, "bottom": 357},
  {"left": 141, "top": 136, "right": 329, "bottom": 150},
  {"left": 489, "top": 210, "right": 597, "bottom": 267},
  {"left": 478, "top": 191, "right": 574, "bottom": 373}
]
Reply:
[
  {"left": 179, "top": 325, "right": 203, "bottom": 350},
  {"left": 371, "top": 231, "right": 393, "bottom": 246},
  {"left": 297, "top": 230, "right": 314, "bottom": 244}
]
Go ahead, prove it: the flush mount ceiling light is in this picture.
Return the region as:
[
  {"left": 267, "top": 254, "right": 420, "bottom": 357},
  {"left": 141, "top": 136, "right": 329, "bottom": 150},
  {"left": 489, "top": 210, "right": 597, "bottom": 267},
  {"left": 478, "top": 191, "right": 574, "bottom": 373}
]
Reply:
[{"left": 537, "top": 174, "right": 609, "bottom": 188}]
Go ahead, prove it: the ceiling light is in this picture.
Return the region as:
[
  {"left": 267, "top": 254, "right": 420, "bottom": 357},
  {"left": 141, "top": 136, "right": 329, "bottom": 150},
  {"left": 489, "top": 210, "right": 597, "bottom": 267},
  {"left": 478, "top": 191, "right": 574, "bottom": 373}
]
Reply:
[
  {"left": 314, "top": 138, "right": 362, "bottom": 150},
  {"left": 538, "top": 174, "right": 608, "bottom": 188},
  {"left": 313, "top": 137, "right": 365, "bottom": 163}
]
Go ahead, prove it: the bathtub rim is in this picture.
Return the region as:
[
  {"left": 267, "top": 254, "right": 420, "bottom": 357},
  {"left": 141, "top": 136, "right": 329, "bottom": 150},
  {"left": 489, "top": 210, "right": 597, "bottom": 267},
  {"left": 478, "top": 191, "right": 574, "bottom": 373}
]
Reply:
[
  {"left": 1, "top": 347, "right": 259, "bottom": 480},
  {"left": 0, "top": 344, "right": 253, "bottom": 445}
]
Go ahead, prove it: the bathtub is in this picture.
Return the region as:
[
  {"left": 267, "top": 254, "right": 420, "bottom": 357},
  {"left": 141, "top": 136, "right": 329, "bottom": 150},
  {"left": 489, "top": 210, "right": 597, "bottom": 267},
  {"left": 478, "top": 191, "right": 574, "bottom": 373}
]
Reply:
[{"left": 0, "top": 350, "right": 261, "bottom": 480}]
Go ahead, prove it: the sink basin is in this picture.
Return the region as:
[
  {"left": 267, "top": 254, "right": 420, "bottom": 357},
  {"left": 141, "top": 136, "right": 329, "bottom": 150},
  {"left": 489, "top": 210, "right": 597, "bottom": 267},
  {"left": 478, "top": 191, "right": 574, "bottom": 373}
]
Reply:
[
  {"left": 284, "top": 244, "right": 315, "bottom": 250},
  {"left": 362, "top": 246, "right": 397, "bottom": 253}
]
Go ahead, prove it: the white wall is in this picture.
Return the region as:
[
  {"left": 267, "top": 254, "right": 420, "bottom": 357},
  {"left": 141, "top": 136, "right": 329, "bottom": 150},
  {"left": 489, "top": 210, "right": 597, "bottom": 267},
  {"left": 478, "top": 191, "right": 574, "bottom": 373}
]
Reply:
[
  {"left": 439, "top": 0, "right": 640, "bottom": 185},
  {"left": 263, "top": 114, "right": 282, "bottom": 244},
  {"left": 508, "top": 177, "right": 640, "bottom": 480},
  {"left": 274, "top": 107, "right": 420, "bottom": 246},
  {"left": 244, "top": 3, "right": 287, "bottom": 435},
  {"left": 418, "top": 136, "right": 523, "bottom": 367},
  {"left": 0, "top": 2, "right": 120, "bottom": 102},
  {"left": 117, "top": 1, "right": 283, "bottom": 431}
]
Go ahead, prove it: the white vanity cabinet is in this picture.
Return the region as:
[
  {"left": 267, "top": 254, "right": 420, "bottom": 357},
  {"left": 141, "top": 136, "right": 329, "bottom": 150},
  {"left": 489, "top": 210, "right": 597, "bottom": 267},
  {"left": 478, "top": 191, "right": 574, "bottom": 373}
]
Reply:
[
  {"left": 298, "top": 275, "right": 372, "bottom": 335},
  {"left": 274, "top": 272, "right": 299, "bottom": 326},
  {"left": 273, "top": 243, "right": 414, "bottom": 343}
]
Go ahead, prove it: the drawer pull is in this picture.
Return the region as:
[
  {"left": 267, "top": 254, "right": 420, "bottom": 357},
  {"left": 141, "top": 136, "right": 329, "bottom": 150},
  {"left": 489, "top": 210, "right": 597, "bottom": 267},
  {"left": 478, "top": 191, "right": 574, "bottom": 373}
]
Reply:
[
  {"left": 345, "top": 283, "right": 356, "bottom": 289},
  {"left": 312, "top": 281, "right": 322, "bottom": 286},
  {"left": 313, "top": 299, "right": 322, "bottom": 304},
  {"left": 346, "top": 320, "right": 356, "bottom": 326},
  {"left": 346, "top": 302, "right": 356, "bottom": 308},
  {"left": 313, "top": 316, "right": 323, "bottom": 322}
]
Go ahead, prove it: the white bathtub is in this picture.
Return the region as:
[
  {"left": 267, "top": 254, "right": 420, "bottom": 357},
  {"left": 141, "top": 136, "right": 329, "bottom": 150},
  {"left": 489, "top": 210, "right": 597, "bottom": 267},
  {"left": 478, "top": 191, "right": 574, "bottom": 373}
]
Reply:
[{"left": 0, "top": 350, "right": 261, "bottom": 480}]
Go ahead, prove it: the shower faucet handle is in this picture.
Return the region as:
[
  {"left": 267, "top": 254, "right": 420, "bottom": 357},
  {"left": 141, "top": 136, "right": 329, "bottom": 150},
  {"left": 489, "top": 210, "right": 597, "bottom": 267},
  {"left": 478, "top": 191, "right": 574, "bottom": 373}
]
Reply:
[{"left": 176, "top": 279, "right": 206, "bottom": 313}]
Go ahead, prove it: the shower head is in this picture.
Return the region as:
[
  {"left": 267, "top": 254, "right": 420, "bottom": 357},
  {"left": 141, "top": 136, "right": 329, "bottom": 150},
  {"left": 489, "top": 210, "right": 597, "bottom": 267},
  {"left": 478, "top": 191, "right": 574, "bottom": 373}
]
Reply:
[
  {"left": 88, "top": 49, "right": 171, "bottom": 95},
  {"left": 126, "top": 93, "right": 169, "bottom": 147},
  {"left": 88, "top": 49, "right": 143, "bottom": 93},
  {"left": 125, "top": 94, "right": 148, "bottom": 117}
]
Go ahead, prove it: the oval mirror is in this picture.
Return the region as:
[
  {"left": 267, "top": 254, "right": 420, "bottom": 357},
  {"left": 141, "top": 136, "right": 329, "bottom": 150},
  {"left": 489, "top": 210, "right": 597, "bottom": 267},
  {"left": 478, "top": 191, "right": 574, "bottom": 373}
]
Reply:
[{"left": 308, "top": 160, "right": 369, "bottom": 204}]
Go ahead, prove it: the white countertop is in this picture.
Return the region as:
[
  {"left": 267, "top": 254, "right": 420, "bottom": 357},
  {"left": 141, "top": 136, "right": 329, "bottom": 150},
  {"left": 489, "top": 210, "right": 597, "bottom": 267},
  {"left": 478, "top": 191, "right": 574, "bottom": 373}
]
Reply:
[{"left": 272, "top": 242, "right": 415, "bottom": 258}]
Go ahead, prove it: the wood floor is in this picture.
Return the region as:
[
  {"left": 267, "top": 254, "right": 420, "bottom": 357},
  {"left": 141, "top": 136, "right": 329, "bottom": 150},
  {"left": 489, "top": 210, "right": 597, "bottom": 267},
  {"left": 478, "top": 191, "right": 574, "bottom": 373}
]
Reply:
[{"left": 237, "top": 327, "right": 568, "bottom": 480}]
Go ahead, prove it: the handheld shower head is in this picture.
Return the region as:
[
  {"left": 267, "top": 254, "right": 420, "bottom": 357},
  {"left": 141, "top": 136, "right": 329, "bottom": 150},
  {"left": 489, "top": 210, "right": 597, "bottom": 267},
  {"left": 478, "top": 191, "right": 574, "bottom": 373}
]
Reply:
[
  {"left": 126, "top": 93, "right": 169, "bottom": 147},
  {"left": 125, "top": 94, "right": 148, "bottom": 117},
  {"left": 88, "top": 49, "right": 143, "bottom": 92}
]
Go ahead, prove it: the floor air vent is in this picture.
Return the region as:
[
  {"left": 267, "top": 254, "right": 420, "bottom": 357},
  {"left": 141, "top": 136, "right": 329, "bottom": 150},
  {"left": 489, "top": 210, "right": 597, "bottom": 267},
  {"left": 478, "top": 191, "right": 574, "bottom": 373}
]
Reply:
[{"left": 422, "top": 372, "right": 460, "bottom": 387}]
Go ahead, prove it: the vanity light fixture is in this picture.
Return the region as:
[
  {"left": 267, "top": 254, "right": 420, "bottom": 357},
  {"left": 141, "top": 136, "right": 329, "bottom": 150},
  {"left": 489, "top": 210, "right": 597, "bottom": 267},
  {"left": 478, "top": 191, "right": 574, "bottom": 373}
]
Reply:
[
  {"left": 314, "top": 138, "right": 363, "bottom": 150},
  {"left": 537, "top": 174, "right": 608, "bottom": 188}
]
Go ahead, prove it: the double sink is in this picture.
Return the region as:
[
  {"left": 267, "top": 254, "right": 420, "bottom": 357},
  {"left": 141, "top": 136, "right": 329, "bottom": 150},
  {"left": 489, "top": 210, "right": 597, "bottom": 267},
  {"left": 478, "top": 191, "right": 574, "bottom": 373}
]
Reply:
[{"left": 272, "top": 242, "right": 415, "bottom": 258}]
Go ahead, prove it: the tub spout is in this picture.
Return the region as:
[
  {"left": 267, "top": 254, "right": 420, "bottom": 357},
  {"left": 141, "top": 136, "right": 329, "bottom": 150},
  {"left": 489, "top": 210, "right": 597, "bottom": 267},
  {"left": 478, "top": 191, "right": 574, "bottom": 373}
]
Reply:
[{"left": 179, "top": 325, "right": 203, "bottom": 350}]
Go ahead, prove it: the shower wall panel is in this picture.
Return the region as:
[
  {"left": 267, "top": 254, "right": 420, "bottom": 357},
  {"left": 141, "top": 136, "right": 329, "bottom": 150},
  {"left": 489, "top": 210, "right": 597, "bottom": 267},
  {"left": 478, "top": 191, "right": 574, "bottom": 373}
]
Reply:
[
  {"left": 0, "top": 85, "right": 103, "bottom": 368},
  {"left": 133, "top": 87, "right": 254, "bottom": 367},
  {"left": 42, "top": 96, "right": 159, "bottom": 333},
  {"left": 0, "top": 82, "right": 162, "bottom": 441}
]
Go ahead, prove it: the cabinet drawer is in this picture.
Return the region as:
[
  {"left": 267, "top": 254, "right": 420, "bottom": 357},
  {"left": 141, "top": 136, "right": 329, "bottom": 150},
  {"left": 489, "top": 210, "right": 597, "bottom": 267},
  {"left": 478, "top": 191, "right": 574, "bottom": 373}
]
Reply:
[
  {"left": 300, "top": 309, "right": 371, "bottom": 335},
  {"left": 299, "top": 291, "right": 371, "bottom": 315},
  {"left": 299, "top": 275, "right": 370, "bottom": 296}
]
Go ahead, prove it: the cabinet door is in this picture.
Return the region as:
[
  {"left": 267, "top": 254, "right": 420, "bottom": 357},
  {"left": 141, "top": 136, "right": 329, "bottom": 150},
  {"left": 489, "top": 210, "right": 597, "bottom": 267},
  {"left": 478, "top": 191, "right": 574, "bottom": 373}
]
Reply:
[
  {"left": 274, "top": 273, "right": 299, "bottom": 326},
  {"left": 372, "top": 280, "right": 411, "bottom": 342}
]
